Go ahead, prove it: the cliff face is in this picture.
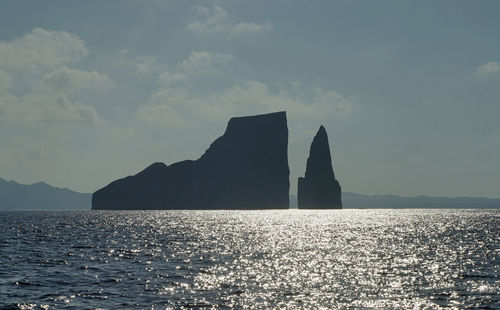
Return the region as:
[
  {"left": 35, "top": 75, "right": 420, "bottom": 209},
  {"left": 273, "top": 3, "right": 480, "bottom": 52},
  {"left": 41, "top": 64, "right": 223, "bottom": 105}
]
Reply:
[
  {"left": 298, "top": 126, "right": 342, "bottom": 209},
  {"left": 92, "top": 111, "right": 289, "bottom": 210}
]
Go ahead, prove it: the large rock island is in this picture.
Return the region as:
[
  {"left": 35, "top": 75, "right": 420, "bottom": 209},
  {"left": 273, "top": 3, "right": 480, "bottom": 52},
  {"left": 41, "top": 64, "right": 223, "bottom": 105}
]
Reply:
[
  {"left": 298, "top": 125, "right": 342, "bottom": 209},
  {"left": 92, "top": 112, "right": 290, "bottom": 210}
]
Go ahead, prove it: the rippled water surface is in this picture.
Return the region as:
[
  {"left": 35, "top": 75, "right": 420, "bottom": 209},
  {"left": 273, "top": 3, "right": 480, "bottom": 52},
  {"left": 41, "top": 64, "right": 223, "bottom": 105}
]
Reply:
[{"left": 1, "top": 210, "right": 499, "bottom": 309}]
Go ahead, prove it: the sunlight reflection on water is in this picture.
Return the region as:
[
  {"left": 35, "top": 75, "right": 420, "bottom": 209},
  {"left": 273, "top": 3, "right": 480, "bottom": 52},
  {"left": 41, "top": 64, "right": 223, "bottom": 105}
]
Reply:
[{"left": 1, "top": 209, "right": 499, "bottom": 308}]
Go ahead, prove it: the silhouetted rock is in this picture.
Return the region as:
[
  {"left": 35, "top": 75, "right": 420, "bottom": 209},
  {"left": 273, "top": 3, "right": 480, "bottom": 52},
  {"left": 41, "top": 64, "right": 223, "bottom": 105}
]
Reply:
[
  {"left": 298, "top": 126, "right": 342, "bottom": 209},
  {"left": 92, "top": 111, "right": 289, "bottom": 210}
]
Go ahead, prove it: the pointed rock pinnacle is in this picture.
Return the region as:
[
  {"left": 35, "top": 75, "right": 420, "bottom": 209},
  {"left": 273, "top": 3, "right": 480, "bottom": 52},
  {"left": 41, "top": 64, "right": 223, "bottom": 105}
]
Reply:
[{"left": 298, "top": 125, "right": 342, "bottom": 209}]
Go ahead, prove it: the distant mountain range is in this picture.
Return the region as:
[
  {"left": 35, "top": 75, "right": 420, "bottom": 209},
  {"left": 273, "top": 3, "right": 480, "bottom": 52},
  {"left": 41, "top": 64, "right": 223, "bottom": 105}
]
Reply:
[
  {"left": 1, "top": 177, "right": 498, "bottom": 210},
  {"left": 0, "top": 178, "right": 91, "bottom": 210}
]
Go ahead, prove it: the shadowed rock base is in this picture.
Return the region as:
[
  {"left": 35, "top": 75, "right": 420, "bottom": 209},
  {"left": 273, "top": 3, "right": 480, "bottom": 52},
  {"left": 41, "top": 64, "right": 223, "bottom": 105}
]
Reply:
[
  {"left": 298, "top": 125, "right": 342, "bottom": 209},
  {"left": 92, "top": 111, "right": 289, "bottom": 210}
]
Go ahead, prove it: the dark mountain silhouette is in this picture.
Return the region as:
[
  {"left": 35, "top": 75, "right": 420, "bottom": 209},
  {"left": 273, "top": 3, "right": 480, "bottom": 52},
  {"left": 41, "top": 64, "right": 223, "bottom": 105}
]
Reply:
[
  {"left": 93, "top": 111, "right": 290, "bottom": 210},
  {"left": 298, "top": 125, "right": 342, "bottom": 209},
  {"left": 0, "top": 177, "right": 91, "bottom": 210}
]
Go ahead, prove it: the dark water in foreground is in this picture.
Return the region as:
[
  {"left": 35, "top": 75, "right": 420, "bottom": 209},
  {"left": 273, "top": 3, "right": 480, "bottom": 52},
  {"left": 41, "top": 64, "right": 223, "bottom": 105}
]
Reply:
[{"left": 0, "top": 210, "right": 499, "bottom": 309}]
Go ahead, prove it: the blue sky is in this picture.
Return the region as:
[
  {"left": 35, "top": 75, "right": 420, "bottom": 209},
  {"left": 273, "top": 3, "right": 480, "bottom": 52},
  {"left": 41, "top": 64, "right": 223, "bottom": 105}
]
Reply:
[{"left": 0, "top": 1, "right": 499, "bottom": 197}]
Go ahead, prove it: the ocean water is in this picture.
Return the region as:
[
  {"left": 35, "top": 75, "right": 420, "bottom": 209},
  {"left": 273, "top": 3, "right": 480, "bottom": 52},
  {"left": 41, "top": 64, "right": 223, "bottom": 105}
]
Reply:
[{"left": 0, "top": 209, "right": 499, "bottom": 309}]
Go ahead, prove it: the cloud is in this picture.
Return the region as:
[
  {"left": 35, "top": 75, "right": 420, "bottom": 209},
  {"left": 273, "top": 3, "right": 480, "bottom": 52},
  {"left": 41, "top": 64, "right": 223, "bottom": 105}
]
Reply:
[
  {"left": 312, "top": 87, "right": 358, "bottom": 116},
  {"left": 0, "top": 29, "right": 104, "bottom": 124},
  {"left": 137, "top": 48, "right": 356, "bottom": 128},
  {"left": 177, "top": 50, "right": 233, "bottom": 74},
  {"left": 0, "top": 71, "right": 20, "bottom": 117},
  {"left": 475, "top": 61, "right": 500, "bottom": 77},
  {"left": 137, "top": 80, "right": 356, "bottom": 128},
  {"left": 187, "top": 5, "right": 272, "bottom": 37},
  {"left": 118, "top": 49, "right": 157, "bottom": 75},
  {"left": 0, "top": 28, "right": 88, "bottom": 72},
  {"left": 158, "top": 72, "right": 186, "bottom": 87},
  {"left": 38, "top": 66, "right": 113, "bottom": 94},
  {"left": 0, "top": 91, "right": 100, "bottom": 123},
  {"left": 23, "top": 93, "right": 100, "bottom": 123},
  {"left": 0, "top": 70, "right": 13, "bottom": 91},
  {"left": 230, "top": 22, "right": 273, "bottom": 36},
  {"left": 136, "top": 46, "right": 356, "bottom": 131},
  {"left": 136, "top": 89, "right": 188, "bottom": 128}
]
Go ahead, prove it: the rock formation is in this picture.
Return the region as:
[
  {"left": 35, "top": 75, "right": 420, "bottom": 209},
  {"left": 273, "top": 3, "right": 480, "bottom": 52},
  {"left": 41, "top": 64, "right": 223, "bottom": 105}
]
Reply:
[
  {"left": 92, "top": 111, "right": 289, "bottom": 210},
  {"left": 298, "top": 125, "right": 342, "bottom": 209}
]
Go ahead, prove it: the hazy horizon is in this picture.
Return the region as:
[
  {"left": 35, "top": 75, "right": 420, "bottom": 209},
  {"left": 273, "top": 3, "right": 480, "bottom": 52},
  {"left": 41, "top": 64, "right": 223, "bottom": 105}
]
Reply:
[
  {"left": 3, "top": 176, "right": 500, "bottom": 202},
  {"left": 1, "top": 1, "right": 499, "bottom": 198}
]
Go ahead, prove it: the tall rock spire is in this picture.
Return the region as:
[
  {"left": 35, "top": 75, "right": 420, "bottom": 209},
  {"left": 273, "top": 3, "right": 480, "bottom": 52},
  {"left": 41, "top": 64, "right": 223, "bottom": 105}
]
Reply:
[{"left": 298, "top": 125, "right": 342, "bottom": 209}]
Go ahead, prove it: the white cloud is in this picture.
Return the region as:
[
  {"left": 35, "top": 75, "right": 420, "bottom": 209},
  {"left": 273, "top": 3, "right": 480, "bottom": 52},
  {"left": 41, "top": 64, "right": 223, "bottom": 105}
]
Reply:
[
  {"left": 187, "top": 5, "right": 228, "bottom": 35},
  {"left": 136, "top": 90, "right": 188, "bottom": 128},
  {"left": 158, "top": 72, "right": 186, "bottom": 87},
  {"left": 38, "top": 66, "right": 113, "bottom": 94},
  {"left": 177, "top": 50, "right": 233, "bottom": 74},
  {"left": 118, "top": 49, "right": 157, "bottom": 75},
  {"left": 137, "top": 80, "right": 356, "bottom": 128},
  {"left": 475, "top": 61, "right": 500, "bottom": 77},
  {"left": 312, "top": 87, "right": 358, "bottom": 116},
  {"left": 0, "top": 68, "right": 100, "bottom": 124},
  {"left": 138, "top": 49, "right": 355, "bottom": 129},
  {"left": 0, "top": 70, "right": 13, "bottom": 91},
  {"left": 0, "top": 28, "right": 88, "bottom": 72},
  {"left": 0, "top": 29, "right": 104, "bottom": 124},
  {"left": 188, "top": 5, "right": 272, "bottom": 37},
  {"left": 24, "top": 93, "right": 100, "bottom": 123},
  {"left": 0, "top": 91, "right": 100, "bottom": 123},
  {"left": 230, "top": 22, "right": 273, "bottom": 36},
  {"left": 154, "top": 50, "right": 232, "bottom": 89},
  {"left": 0, "top": 72, "right": 20, "bottom": 117}
]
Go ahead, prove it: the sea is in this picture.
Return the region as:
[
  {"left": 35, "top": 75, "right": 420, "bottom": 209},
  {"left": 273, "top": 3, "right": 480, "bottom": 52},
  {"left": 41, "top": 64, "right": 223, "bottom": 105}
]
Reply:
[{"left": 0, "top": 209, "right": 499, "bottom": 309}]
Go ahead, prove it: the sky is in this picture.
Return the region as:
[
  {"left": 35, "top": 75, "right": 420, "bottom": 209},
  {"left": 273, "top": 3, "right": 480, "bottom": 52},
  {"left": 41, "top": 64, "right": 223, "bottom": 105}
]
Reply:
[{"left": 0, "top": 0, "right": 499, "bottom": 198}]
